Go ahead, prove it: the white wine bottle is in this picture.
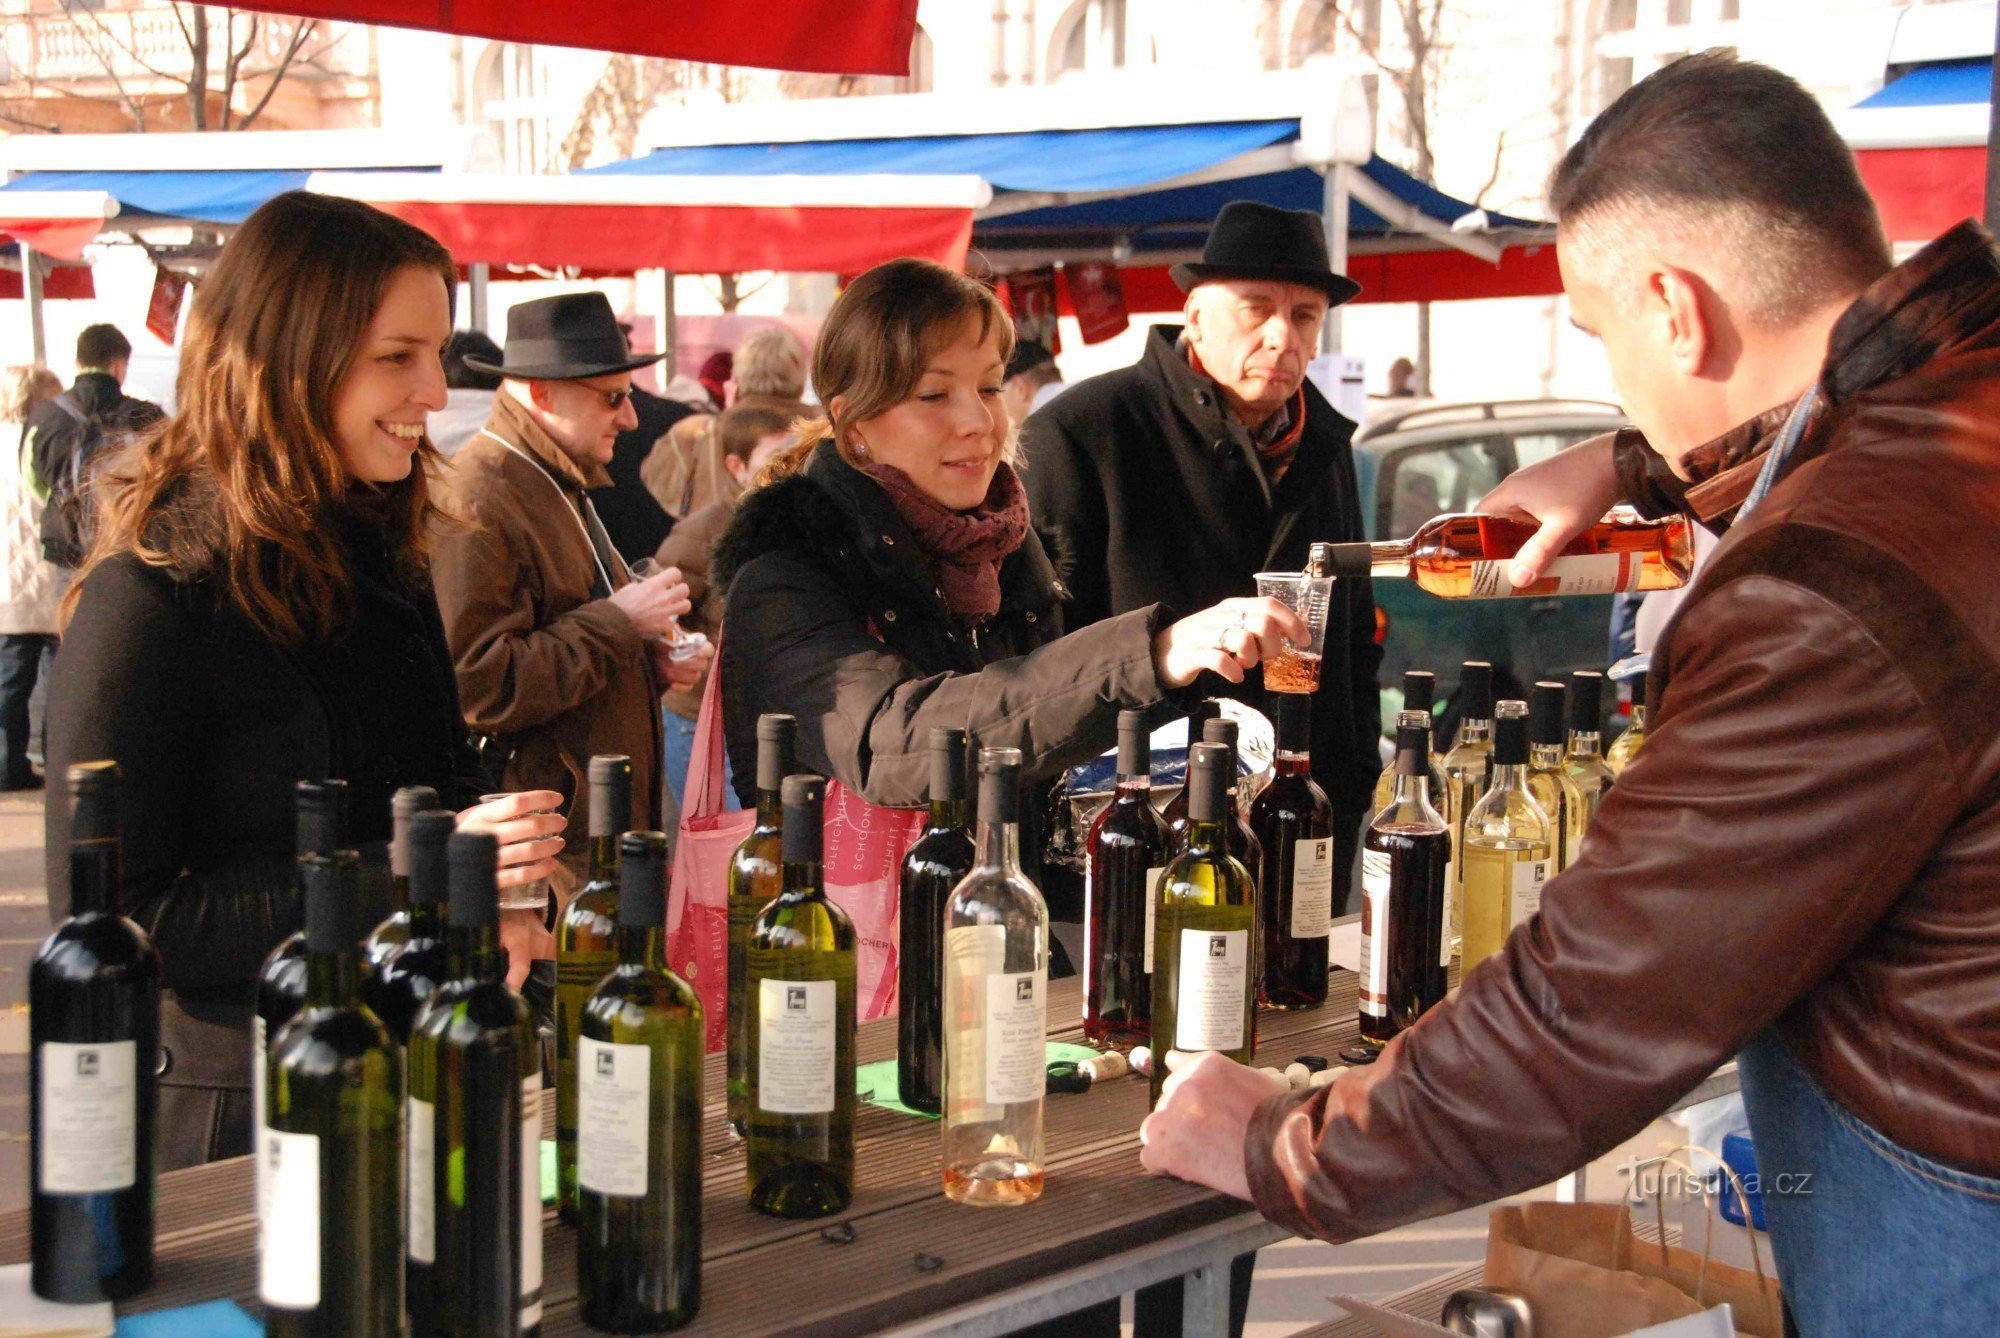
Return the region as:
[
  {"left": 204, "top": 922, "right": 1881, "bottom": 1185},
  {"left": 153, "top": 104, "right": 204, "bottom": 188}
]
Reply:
[
  {"left": 1563, "top": 670, "right": 1616, "bottom": 830},
  {"left": 942, "top": 748, "right": 1049, "bottom": 1207},
  {"left": 1527, "top": 681, "right": 1586, "bottom": 872},
  {"left": 1460, "top": 701, "right": 1551, "bottom": 975},
  {"left": 556, "top": 753, "right": 631, "bottom": 1223},
  {"left": 1439, "top": 662, "right": 1494, "bottom": 963},
  {"left": 728, "top": 714, "right": 794, "bottom": 1137}
]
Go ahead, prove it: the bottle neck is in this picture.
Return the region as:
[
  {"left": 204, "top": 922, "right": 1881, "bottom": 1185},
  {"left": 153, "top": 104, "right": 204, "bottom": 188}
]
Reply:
[
  {"left": 1273, "top": 747, "right": 1311, "bottom": 778},
  {"left": 1530, "top": 741, "right": 1566, "bottom": 771},
  {"left": 587, "top": 833, "right": 618, "bottom": 884},
  {"left": 390, "top": 872, "right": 412, "bottom": 915},
  {"left": 1114, "top": 775, "right": 1152, "bottom": 803},
  {"left": 68, "top": 836, "right": 120, "bottom": 918},
  {"left": 617, "top": 923, "right": 666, "bottom": 969},
  {"left": 305, "top": 944, "right": 363, "bottom": 1007},
  {"left": 1629, "top": 705, "right": 1648, "bottom": 729},
  {"left": 1491, "top": 761, "right": 1532, "bottom": 793},
  {"left": 976, "top": 817, "right": 1021, "bottom": 871},
  {"left": 779, "top": 858, "right": 824, "bottom": 902},
  {"left": 447, "top": 923, "right": 508, "bottom": 982},
  {"left": 1455, "top": 717, "right": 1493, "bottom": 749},
  {"left": 1566, "top": 730, "right": 1603, "bottom": 759},
  {"left": 929, "top": 795, "right": 969, "bottom": 833},
  {"left": 755, "top": 787, "right": 782, "bottom": 834},
  {"left": 1368, "top": 537, "right": 1414, "bottom": 578},
  {"left": 1390, "top": 770, "right": 1433, "bottom": 809},
  {"left": 408, "top": 901, "right": 444, "bottom": 940},
  {"left": 1186, "top": 816, "right": 1228, "bottom": 855}
]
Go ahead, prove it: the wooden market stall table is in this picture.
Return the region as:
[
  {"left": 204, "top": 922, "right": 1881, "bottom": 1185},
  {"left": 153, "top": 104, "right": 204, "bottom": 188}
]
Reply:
[{"left": 0, "top": 948, "right": 1738, "bottom": 1337}]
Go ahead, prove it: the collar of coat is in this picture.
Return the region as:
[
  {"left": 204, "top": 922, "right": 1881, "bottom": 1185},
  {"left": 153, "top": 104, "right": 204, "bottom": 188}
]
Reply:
[
  {"left": 481, "top": 387, "right": 615, "bottom": 493},
  {"left": 712, "top": 439, "right": 1064, "bottom": 624},
  {"left": 1654, "top": 219, "right": 2000, "bottom": 524}
]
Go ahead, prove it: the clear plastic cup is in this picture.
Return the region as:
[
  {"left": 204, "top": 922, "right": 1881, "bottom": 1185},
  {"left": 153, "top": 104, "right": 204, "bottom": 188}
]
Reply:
[
  {"left": 1254, "top": 571, "right": 1335, "bottom": 694},
  {"left": 479, "top": 792, "right": 558, "bottom": 912}
]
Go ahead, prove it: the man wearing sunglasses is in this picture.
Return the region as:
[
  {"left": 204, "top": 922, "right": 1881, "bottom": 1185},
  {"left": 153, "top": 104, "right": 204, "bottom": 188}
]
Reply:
[{"left": 432, "top": 292, "right": 711, "bottom": 892}]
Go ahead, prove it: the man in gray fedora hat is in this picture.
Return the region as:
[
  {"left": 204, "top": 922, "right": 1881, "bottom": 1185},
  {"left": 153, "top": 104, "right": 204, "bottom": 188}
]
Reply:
[
  {"left": 1019, "top": 198, "right": 1380, "bottom": 1337},
  {"left": 432, "top": 292, "right": 710, "bottom": 892}
]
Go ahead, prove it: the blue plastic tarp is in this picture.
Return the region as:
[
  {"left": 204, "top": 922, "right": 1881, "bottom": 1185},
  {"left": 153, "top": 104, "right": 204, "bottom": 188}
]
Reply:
[
  {"left": 0, "top": 166, "right": 435, "bottom": 225},
  {"left": 1854, "top": 58, "right": 1992, "bottom": 110}
]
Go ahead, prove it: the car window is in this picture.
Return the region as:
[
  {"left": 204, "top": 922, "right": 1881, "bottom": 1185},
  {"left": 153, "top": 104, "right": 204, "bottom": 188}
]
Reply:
[
  {"left": 1509, "top": 429, "right": 1605, "bottom": 473},
  {"left": 1381, "top": 439, "right": 1506, "bottom": 536}
]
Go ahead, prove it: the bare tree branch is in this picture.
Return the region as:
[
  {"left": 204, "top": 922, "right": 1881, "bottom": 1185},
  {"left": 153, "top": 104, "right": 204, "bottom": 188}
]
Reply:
[
  {"left": 234, "top": 18, "right": 312, "bottom": 131},
  {"left": 57, "top": 3, "right": 153, "bottom": 130},
  {"left": 1470, "top": 125, "right": 1510, "bottom": 208}
]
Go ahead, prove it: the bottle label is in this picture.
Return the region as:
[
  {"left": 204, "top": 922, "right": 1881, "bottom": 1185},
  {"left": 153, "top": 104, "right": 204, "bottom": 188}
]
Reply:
[
  {"left": 985, "top": 970, "right": 1047, "bottom": 1106},
  {"left": 520, "top": 1076, "right": 543, "bottom": 1329},
  {"left": 1471, "top": 552, "right": 1638, "bottom": 598},
  {"left": 259, "top": 1128, "right": 321, "bottom": 1309},
  {"left": 253, "top": 1017, "right": 268, "bottom": 1221},
  {"left": 1174, "top": 928, "right": 1249, "bottom": 1052},
  {"left": 757, "top": 977, "right": 836, "bottom": 1115},
  {"left": 577, "top": 1037, "right": 650, "bottom": 1199},
  {"left": 1144, "top": 866, "right": 1164, "bottom": 975},
  {"left": 1359, "top": 850, "right": 1390, "bottom": 1019},
  {"left": 37, "top": 1038, "right": 137, "bottom": 1194},
  {"left": 1511, "top": 858, "right": 1550, "bottom": 929},
  {"left": 407, "top": 1095, "right": 434, "bottom": 1264},
  {"left": 1290, "top": 837, "right": 1335, "bottom": 938}
]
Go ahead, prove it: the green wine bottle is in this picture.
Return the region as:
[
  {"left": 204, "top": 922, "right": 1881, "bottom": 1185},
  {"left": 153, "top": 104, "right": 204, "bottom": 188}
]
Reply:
[
  {"left": 556, "top": 753, "right": 630, "bottom": 1223},
  {"left": 745, "top": 774, "right": 856, "bottom": 1219},
  {"left": 364, "top": 784, "right": 440, "bottom": 974},
  {"left": 576, "top": 831, "right": 703, "bottom": 1332},
  {"left": 363, "top": 809, "right": 455, "bottom": 1047},
  {"left": 1150, "top": 743, "right": 1258, "bottom": 1106},
  {"left": 406, "top": 830, "right": 543, "bottom": 1337},
  {"left": 728, "top": 714, "right": 794, "bottom": 1137},
  {"left": 262, "top": 850, "right": 403, "bottom": 1337}
]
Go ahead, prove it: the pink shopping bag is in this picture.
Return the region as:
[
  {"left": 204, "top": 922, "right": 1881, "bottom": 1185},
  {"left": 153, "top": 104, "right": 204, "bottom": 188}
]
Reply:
[{"left": 667, "top": 643, "right": 927, "bottom": 1052}]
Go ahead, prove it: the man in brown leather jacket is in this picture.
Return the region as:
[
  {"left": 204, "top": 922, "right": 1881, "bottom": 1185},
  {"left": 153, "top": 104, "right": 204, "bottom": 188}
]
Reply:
[{"left": 1141, "top": 52, "right": 2000, "bottom": 1329}]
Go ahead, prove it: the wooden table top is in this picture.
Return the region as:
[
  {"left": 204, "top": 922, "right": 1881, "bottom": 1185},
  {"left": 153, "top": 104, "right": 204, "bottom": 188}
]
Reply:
[{"left": 2, "top": 973, "right": 1375, "bottom": 1336}]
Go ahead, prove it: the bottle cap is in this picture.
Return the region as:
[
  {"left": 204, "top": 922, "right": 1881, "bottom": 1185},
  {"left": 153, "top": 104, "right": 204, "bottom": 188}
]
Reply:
[
  {"left": 446, "top": 829, "right": 500, "bottom": 930},
  {"left": 1530, "top": 681, "right": 1567, "bottom": 748},
  {"left": 618, "top": 831, "right": 670, "bottom": 929},
  {"left": 1187, "top": 742, "right": 1231, "bottom": 823},
  {"left": 588, "top": 754, "right": 633, "bottom": 838},
  {"left": 1568, "top": 671, "right": 1604, "bottom": 732},
  {"left": 1458, "top": 662, "right": 1494, "bottom": 721},
  {"left": 296, "top": 778, "right": 348, "bottom": 858},
  {"left": 757, "top": 714, "right": 798, "bottom": 794},
  {"left": 1274, "top": 692, "right": 1311, "bottom": 752},
  {"left": 303, "top": 849, "right": 363, "bottom": 954},
  {"left": 1402, "top": 670, "right": 1436, "bottom": 716},
  {"left": 1493, "top": 700, "right": 1529, "bottom": 765},
  {"left": 978, "top": 747, "right": 1023, "bottom": 826},
  {"left": 928, "top": 726, "right": 968, "bottom": 805},
  {"left": 1394, "top": 711, "right": 1432, "bottom": 775},
  {"left": 781, "top": 774, "right": 825, "bottom": 865},
  {"left": 67, "top": 760, "right": 119, "bottom": 843},
  {"left": 1116, "top": 710, "right": 1150, "bottom": 778},
  {"left": 408, "top": 811, "right": 455, "bottom": 908},
  {"left": 390, "top": 785, "right": 440, "bottom": 877}
]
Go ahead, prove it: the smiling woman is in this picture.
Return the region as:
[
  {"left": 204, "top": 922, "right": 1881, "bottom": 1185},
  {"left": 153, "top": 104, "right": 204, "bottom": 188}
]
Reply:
[{"left": 44, "top": 190, "right": 564, "bottom": 1170}]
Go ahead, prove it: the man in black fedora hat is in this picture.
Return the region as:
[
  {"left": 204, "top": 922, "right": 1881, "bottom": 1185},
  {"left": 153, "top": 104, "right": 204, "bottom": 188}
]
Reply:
[
  {"left": 1020, "top": 196, "right": 1381, "bottom": 1338},
  {"left": 432, "top": 291, "right": 711, "bottom": 883}
]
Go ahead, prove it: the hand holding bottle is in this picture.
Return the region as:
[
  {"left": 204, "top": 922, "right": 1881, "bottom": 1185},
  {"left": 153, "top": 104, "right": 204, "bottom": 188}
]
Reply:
[
  {"left": 1153, "top": 597, "right": 1309, "bottom": 688},
  {"left": 1474, "top": 431, "right": 1625, "bottom": 589}
]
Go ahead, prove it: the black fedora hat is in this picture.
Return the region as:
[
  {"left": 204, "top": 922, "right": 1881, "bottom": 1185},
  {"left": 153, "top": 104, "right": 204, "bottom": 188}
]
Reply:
[
  {"left": 461, "top": 291, "right": 666, "bottom": 380},
  {"left": 1170, "top": 201, "right": 1362, "bottom": 306}
]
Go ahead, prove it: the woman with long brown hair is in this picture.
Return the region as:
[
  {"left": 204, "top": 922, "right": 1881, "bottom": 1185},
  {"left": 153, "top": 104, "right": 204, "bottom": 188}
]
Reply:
[{"left": 46, "top": 190, "right": 563, "bottom": 1167}]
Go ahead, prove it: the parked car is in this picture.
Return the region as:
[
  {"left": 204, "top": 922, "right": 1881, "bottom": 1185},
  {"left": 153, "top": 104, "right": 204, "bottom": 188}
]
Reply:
[{"left": 1352, "top": 398, "right": 1628, "bottom": 737}]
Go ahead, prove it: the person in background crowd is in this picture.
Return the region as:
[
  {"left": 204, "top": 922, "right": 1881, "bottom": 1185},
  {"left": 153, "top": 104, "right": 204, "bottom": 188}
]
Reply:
[
  {"left": 1021, "top": 200, "right": 1378, "bottom": 1336},
  {"left": 644, "top": 324, "right": 809, "bottom": 520},
  {"left": 1141, "top": 53, "right": 2000, "bottom": 1331},
  {"left": 1384, "top": 355, "right": 1419, "bottom": 397},
  {"left": 696, "top": 350, "right": 732, "bottom": 411},
  {"left": 999, "top": 338, "right": 1065, "bottom": 423},
  {"left": 658, "top": 373, "right": 713, "bottom": 411},
  {"left": 653, "top": 399, "right": 802, "bottom": 806},
  {"left": 585, "top": 322, "right": 689, "bottom": 566},
  {"left": 431, "top": 292, "right": 711, "bottom": 882},
  {"left": 46, "top": 191, "right": 564, "bottom": 1168},
  {"left": 429, "top": 329, "right": 504, "bottom": 456},
  {"left": 25, "top": 323, "right": 163, "bottom": 572},
  {"left": 0, "top": 365, "right": 64, "bottom": 790}
]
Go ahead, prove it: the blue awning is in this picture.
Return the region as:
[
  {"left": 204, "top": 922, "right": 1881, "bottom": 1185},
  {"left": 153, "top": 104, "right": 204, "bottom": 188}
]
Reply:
[
  {"left": 1855, "top": 58, "right": 1992, "bottom": 110},
  {"left": 0, "top": 167, "right": 435, "bottom": 225}
]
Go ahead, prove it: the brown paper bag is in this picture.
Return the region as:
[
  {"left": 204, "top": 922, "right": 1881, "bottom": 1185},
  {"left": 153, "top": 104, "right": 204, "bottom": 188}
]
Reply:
[{"left": 1484, "top": 1202, "right": 1783, "bottom": 1338}]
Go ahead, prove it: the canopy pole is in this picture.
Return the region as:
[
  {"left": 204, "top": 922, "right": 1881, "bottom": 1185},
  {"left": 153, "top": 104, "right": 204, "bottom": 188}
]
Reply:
[
  {"left": 660, "top": 269, "right": 678, "bottom": 377},
  {"left": 20, "top": 244, "right": 46, "bottom": 367},
  {"left": 468, "top": 263, "right": 491, "bottom": 335},
  {"left": 1987, "top": 4, "right": 2000, "bottom": 230},
  {"left": 1321, "top": 163, "right": 1350, "bottom": 355}
]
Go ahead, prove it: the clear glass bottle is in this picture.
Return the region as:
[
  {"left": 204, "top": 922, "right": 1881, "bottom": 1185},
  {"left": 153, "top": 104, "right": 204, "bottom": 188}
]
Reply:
[
  {"left": 727, "top": 714, "right": 794, "bottom": 1137},
  {"left": 262, "top": 850, "right": 403, "bottom": 1337},
  {"left": 1319, "top": 508, "right": 1694, "bottom": 599},
  {"left": 30, "top": 762, "right": 160, "bottom": 1304},
  {"left": 364, "top": 809, "right": 455, "bottom": 1047},
  {"left": 898, "top": 727, "right": 975, "bottom": 1114},
  {"left": 1527, "top": 681, "right": 1586, "bottom": 872},
  {"left": 1439, "top": 662, "right": 1494, "bottom": 962},
  {"left": 941, "top": 748, "right": 1049, "bottom": 1207},
  {"left": 575, "top": 831, "right": 703, "bottom": 1332},
  {"left": 1460, "top": 701, "right": 1552, "bottom": 975},
  {"left": 1083, "top": 710, "right": 1168, "bottom": 1050},
  {"left": 1149, "top": 743, "right": 1258, "bottom": 1106},
  {"left": 556, "top": 753, "right": 631, "bottom": 1223},
  {"left": 745, "top": 775, "right": 856, "bottom": 1219},
  {"left": 1606, "top": 666, "right": 1651, "bottom": 778},
  {"left": 1252, "top": 693, "right": 1334, "bottom": 1010},
  {"left": 1373, "top": 669, "right": 1448, "bottom": 815},
  {"left": 1359, "top": 713, "right": 1450, "bottom": 1050},
  {"left": 1563, "top": 670, "right": 1617, "bottom": 829}
]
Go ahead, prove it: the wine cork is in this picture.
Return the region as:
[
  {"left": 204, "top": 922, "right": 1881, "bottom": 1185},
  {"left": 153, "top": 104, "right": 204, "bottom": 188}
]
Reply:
[
  {"left": 1130, "top": 1046, "right": 1153, "bottom": 1078},
  {"left": 1284, "top": 1062, "right": 1311, "bottom": 1090}
]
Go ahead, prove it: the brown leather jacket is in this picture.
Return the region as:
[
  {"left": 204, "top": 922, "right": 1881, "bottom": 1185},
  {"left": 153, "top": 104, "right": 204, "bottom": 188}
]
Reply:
[{"left": 1247, "top": 221, "right": 2000, "bottom": 1241}]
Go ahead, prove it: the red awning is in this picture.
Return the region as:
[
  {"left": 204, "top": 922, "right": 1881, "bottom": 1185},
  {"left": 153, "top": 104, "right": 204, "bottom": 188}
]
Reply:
[
  {"left": 1077, "top": 244, "right": 1563, "bottom": 315},
  {"left": 306, "top": 172, "right": 987, "bottom": 274},
  {"left": 1852, "top": 145, "right": 1987, "bottom": 245},
  {"left": 0, "top": 265, "right": 96, "bottom": 300},
  {"left": 221, "top": 0, "right": 919, "bottom": 75},
  {"left": 0, "top": 191, "right": 121, "bottom": 261}
]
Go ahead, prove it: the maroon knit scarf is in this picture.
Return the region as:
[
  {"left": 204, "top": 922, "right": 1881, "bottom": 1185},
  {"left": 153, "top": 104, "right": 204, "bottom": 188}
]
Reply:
[{"left": 862, "top": 459, "right": 1030, "bottom": 624}]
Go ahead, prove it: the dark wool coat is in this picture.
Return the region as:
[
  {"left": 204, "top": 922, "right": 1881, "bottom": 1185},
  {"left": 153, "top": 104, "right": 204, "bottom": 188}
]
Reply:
[{"left": 1019, "top": 324, "right": 1383, "bottom": 818}]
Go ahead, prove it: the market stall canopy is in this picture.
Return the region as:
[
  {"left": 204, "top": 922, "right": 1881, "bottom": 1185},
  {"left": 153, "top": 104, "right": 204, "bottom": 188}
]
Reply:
[
  {"left": 303, "top": 171, "right": 990, "bottom": 273},
  {"left": 196, "top": 0, "right": 919, "bottom": 74},
  {"left": 0, "top": 190, "right": 119, "bottom": 262}
]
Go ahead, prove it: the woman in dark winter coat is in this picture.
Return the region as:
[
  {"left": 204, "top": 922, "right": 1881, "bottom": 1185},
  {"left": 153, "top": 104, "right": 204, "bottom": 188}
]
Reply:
[
  {"left": 714, "top": 257, "right": 1306, "bottom": 814},
  {"left": 46, "top": 191, "right": 564, "bottom": 1168}
]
